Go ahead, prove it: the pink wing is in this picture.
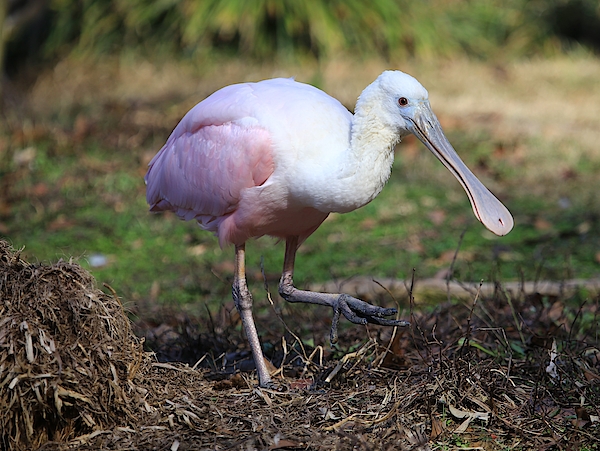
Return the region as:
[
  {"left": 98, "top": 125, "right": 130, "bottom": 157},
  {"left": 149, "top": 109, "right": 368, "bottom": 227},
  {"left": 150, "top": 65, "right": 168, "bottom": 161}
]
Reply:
[{"left": 145, "top": 85, "right": 275, "bottom": 232}]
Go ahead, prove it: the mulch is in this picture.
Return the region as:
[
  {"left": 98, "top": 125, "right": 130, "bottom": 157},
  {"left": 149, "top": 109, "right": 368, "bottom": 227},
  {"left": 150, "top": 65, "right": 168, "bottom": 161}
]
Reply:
[{"left": 1, "top": 239, "right": 598, "bottom": 450}]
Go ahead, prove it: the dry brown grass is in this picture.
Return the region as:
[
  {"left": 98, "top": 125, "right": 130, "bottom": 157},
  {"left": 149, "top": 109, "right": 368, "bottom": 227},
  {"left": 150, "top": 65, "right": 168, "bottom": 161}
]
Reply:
[
  {"left": 0, "top": 241, "right": 144, "bottom": 450},
  {"left": 1, "top": 240, "right": 598, "bottom": 450},
  {"left": 28, "top": 56, "right": 600, "bottom": 146},
  {"left": 27, "top": 54, "right": 600, "bottom": 200}
]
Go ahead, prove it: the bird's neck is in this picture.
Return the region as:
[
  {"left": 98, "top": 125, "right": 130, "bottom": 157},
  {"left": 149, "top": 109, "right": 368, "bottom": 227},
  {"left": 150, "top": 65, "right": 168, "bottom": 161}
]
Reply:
[
  {"left": 333, "top": 97, "right": 401, "bottom": 212},
  {"left": 350, "top": 103, "right": 401, "bottom": 162},
  {"left": 298, "top": 83, "right": 403, "bottom": 215}
]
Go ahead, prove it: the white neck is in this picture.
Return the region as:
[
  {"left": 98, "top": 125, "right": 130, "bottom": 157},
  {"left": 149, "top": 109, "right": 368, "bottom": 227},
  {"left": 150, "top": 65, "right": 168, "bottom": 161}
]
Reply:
[
  {"left": 284, "top": 78, "right": 403, "bottom": 214},
  {"left": 327, "top": 86, "right": 402, "bottom": 213}
]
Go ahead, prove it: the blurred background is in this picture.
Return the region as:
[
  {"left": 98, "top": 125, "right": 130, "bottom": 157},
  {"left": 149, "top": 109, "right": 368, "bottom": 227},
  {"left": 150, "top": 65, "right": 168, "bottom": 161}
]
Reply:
[{"left": 1, "top": 0, "right": 600, "bottom": 311}]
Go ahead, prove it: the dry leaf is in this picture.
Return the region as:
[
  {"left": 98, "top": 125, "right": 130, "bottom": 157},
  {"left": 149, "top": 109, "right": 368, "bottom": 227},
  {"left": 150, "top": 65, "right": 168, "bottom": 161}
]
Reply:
[
  {"left": 430, "top": 416, "right": 444, "bottom": 438},
  {"left": 447, "top": 403, "right": 490, "bottom": 433},
  {"left": 546, "top": 339, "right": 559, "bottom": 379}
]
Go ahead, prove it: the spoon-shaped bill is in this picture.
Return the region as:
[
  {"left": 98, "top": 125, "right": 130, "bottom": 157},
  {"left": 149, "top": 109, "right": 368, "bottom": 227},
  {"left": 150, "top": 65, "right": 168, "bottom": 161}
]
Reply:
[{"left": 407, "top": 103, "right": 514, "bottom": 236}]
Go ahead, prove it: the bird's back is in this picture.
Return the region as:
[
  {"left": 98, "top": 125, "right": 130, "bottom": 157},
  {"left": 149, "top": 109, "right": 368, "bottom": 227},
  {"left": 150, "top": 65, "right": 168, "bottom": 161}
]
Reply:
[{"left": 145, "top": 78, "right": 352, "bottom": 244}]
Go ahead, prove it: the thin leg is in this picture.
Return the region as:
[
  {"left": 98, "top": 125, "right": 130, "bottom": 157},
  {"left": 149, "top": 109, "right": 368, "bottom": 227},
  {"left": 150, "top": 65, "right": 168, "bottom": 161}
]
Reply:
[
  {"left": 232, "top": 243, "right": 273, "bottom": 388},
  {"left": 279, "top": 236, "right": 409, "bottom": 343}
]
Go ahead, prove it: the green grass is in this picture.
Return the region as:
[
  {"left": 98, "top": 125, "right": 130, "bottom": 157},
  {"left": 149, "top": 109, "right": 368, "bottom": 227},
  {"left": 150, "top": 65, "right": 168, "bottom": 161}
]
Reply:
[
  {"left": 3, "top": 57, "right": 600, "bottom": 310},
  {"left": 3, "top": 127, "right": 598, "bottom": 310}
]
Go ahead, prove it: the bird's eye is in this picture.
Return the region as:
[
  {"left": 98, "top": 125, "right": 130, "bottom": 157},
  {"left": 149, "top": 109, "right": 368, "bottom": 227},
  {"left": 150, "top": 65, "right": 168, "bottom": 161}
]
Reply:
[{"left": 398, "top": 97, "right": 409, "bottom": 106}]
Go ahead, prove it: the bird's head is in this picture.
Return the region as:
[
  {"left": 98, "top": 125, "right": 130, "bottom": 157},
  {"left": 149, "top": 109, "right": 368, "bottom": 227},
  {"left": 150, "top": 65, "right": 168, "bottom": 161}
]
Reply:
[
  {"left": 375, "top": 70, "right": 431, "bottom": 132},
  {"left": 365, "top": 70, "right": 514, "bottom": 236}
]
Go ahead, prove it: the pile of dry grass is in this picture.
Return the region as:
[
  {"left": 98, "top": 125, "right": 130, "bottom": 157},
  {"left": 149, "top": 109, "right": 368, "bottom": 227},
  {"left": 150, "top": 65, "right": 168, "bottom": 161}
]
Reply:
[{"left": 0, "top": 240, "right": 144, "bottom": 450}]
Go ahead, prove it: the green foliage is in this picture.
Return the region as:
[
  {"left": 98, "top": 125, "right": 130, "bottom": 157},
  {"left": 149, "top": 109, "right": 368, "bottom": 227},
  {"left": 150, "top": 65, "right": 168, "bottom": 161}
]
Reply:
[
  {"left": 45, "top": 0, "right": 184, "bottom": 56},
  {"left": 41, "top": 0, "right": 579, "bottom": 61},
  {"left": 179, "top": 0, "right": 403, "bottom": 59}
]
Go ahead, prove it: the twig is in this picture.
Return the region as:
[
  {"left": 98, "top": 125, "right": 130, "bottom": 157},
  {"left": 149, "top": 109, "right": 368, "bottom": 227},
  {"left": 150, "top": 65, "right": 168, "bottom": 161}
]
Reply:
[
  {"left": 459, "top": 280, "right": 483, "bottom": 357},
  {"left": 447, "top": 227, "right": 467, "bottom": 304},
  {"left": 260, "top": 256, "right": 310, "bottom": 366},
  {"left": 407, "top": 269, "right": 429, "bottom": 364},
  {"left": 505, "top": 290, "right": 526, "bottom": 345},
  {"left": 371, "top": 278, "right": 402, "bottom": 369}
]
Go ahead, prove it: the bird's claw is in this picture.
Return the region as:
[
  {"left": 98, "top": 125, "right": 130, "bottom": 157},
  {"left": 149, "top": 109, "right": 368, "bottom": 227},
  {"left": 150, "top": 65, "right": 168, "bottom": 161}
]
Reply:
[
  {"left": 329, "top": 294, "right": 409, "bottom": 344},
  {"left": 258, "top": 380, "right": 287, "bottom": 392}
]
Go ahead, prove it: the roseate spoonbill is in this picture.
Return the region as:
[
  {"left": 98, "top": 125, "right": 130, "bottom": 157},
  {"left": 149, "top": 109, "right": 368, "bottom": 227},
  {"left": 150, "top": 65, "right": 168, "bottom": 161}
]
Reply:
[{"left": 145, "top": 71, "right": 513, "bottom": 387}]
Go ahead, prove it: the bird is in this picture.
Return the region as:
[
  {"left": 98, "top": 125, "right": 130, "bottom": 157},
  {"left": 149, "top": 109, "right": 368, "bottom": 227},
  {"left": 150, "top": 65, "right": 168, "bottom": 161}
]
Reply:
[{"left": 145, "top": 70, "right": 514, "bottom": 388}]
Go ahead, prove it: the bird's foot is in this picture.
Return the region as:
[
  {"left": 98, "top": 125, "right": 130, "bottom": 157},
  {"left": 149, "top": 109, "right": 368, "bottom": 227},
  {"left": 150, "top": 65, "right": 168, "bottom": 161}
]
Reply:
[
  {"left": 329, "top": 293, "right": 409, "bottom": 343},
  {"left": 257, "top": 380, "right": 289, "bottom": 393},
  {"left": 279, "top": 283, "right": 409, "bottom": 343}
]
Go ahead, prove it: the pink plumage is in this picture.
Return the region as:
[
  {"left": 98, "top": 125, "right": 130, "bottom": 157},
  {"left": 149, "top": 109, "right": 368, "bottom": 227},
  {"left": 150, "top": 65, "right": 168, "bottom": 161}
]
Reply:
[
  {"left": 146, "top": 122, "right": 275, "bottom": 245},
  {"left": 145, "top": 78, "right": 349, "bottom": 247}
]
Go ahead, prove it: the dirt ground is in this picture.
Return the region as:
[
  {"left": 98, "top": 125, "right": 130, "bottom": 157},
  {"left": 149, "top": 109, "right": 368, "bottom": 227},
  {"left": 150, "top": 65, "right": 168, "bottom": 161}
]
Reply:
[{"left": 1, "top": 239, "right": 599, "bottom": 450}]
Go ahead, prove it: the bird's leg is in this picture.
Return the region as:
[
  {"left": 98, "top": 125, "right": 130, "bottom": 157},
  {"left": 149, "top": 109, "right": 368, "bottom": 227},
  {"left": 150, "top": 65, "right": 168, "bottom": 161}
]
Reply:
[
  {"left": 279, "top": 236, "right": 409, "bottom": 344},
  {"left": 232, "top": 244, "right": 273, "bottom": 388}
]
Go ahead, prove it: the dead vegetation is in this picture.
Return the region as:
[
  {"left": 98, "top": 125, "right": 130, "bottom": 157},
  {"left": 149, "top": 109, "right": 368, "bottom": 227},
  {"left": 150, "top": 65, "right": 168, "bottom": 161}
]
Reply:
[
  {"left": 0, "top": 240, "right": 144, "bottom": 449},
  {"left": 1, "top": 240, "right": 599, "bottom": 450}
]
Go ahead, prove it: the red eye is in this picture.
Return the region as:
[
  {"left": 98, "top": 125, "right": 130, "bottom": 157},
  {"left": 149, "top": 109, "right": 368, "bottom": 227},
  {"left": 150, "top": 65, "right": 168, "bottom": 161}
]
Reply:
[{"left": 398, "top": 97, "right": 408, "bottom": 106}]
